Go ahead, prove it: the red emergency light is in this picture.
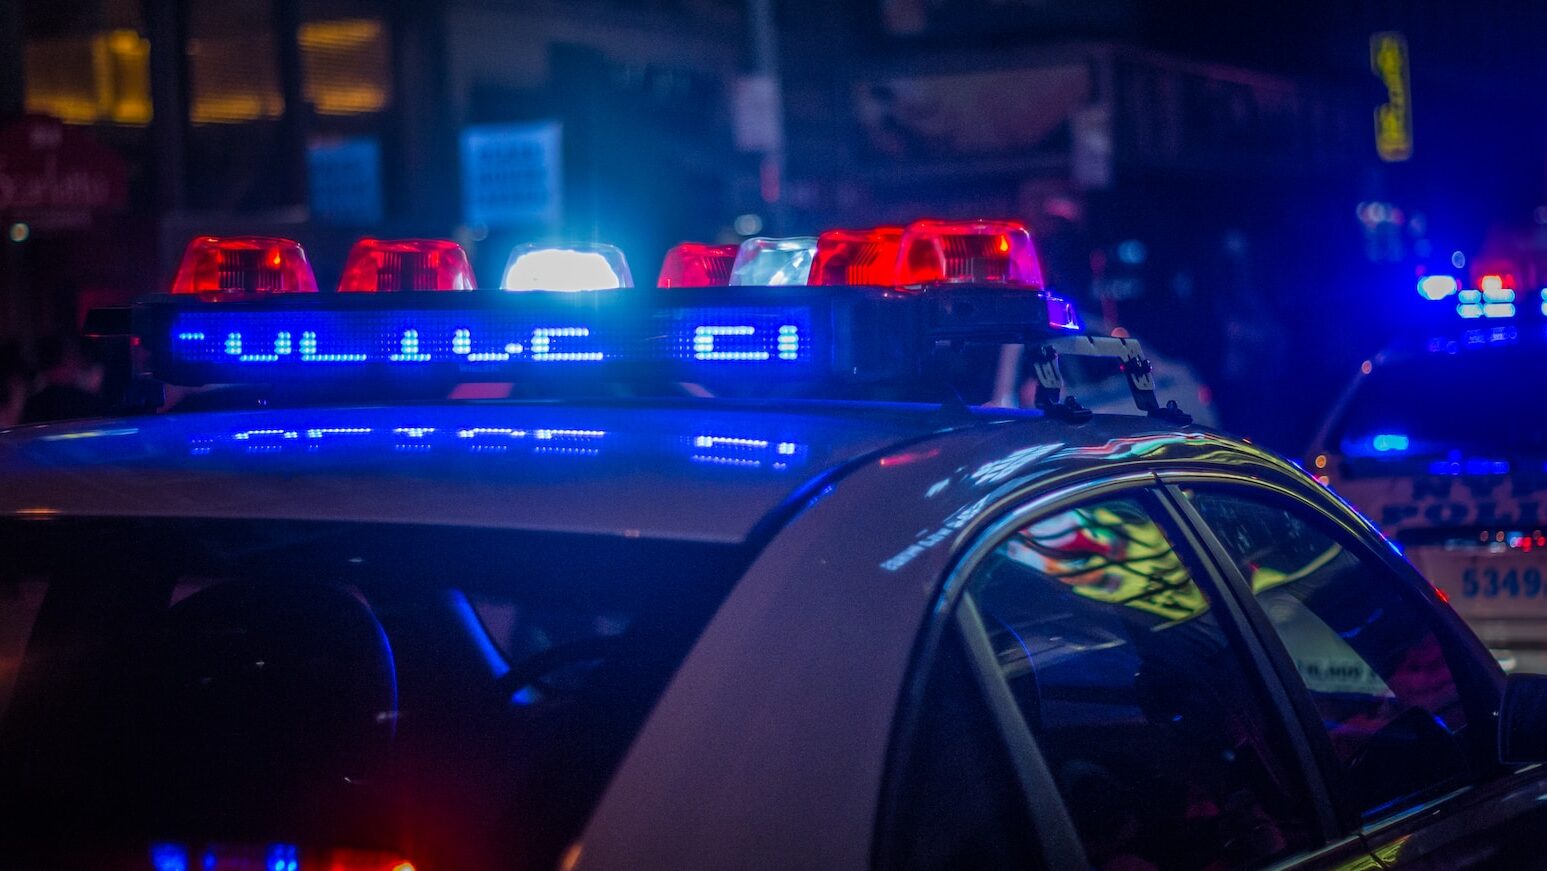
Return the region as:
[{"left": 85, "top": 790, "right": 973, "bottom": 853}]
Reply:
[
  {"left": 808, "top": 227, "right": 902, "bottom": 286},
  {"left": 895, "top": 219, "right": 1044, "bottom": 288},
  {"left": 657, "top": 242, "right": 739, "bottom": 287},
  {"left": 171, "top": 236, "right": 319, "bottom": 295},
  {"left": 338, "top": 238, "right": 477, "bottom": 292}
]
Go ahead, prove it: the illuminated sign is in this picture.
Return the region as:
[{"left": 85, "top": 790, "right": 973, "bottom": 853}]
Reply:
[
  {"left": 460, "top": 121, "right": 562, "bottom": 227},
  {"left": 159, "top": 304, "right": 811, "bottom": 378},
  {"left": 133, "top": 286, "right": 1075, "bottom": 387},
  {"left": 308, "top": 138, "right": 383, "bottom": 225},
  {"left": 1371, "top": 32, "right": 1413, "bottom": 162}
]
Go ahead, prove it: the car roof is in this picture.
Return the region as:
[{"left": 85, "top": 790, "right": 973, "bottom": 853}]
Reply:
[{"left": 0, "top": 400, "right": 1212, "bottom": 544}]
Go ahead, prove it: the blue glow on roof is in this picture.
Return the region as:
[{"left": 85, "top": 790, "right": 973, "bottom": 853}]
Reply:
[{"left": 167, "top": 416, "right": 821, "bottom": 472}]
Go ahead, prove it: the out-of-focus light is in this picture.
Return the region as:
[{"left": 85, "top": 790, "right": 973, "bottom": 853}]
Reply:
[
  {"left": 657, "top": 242, "right": 738, "bottom": 287},
  {"left": 1417, "top": 274, "right": 1457, "bottom": 300},
  {"left": 1458, "top": 302, "right": 1484, "bottom": 318},
  {"left": 729, "top": 236, "right": 818, "bottom": 286},
  {"left": 171, "top": 236, "right": 319, "bottom": 295},
  {"left": 502, "top": 243, "right": 632, "bottom": 291},
  {"left": 1466, "top": 458, "right": 1511, "bottom": 475},
  {"left": 1371, "top": 433, "right": 1410, "bottom": 452},
  {"left": 1480, "top": 274, "right": 1515, "bottom": 302},
  {"left": 895, "top": 219, "right": 1044, "bottom": 287},
  {"left": 1360, "top": 359, "right": 1373, "bottom": 375},
  {"left": 1482, "top": 302, "right": 1516, "bottom": 318},
  {"left": 1451, "top": 251, "right": 1466, "bottom": 268},
  {"left": 1457, "top": 289, "right": 1481, "bottom": 304},
  {"left": 150, "top": 844, "right": 189, "bottom": 871},
  {"left": 338, "top": 238, "right": 476, "bottom": 292},
  {"left": 733, "top": 213, "right": 764, "bottom": 236},
  {"left": 808, "top": 227, "right": 902, "bottom": 286},
  {"left": 267, "top": 843, "right": 299, "bottom": 871},
  {"left": 1116, "top": 239, "right": 1147, "bottom": 265},
  {"left": 8, "top": 222, "right": 29, "bottom": 243},
  {"left": 1315, "top": 474, "right": 1331, "bottom": 486},
  {"left": 1314, "top": 453, "right": 1328, "bottom": 469}
]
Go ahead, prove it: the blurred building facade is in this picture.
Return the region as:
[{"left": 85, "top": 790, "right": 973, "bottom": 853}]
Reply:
[
  {"left": 3, "top": 0, "right": 1545, "bottom": 445},
  {"left": 0, "top": 0, "right": 751, "bottom": 344}
]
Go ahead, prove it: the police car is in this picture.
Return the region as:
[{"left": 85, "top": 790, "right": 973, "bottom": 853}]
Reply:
[
  {"left": 5, "top": 223, "right": 1547, "bottom": 871},
  {"left": 1311, "top": 270, "right": 1547, "bottom": 673}
]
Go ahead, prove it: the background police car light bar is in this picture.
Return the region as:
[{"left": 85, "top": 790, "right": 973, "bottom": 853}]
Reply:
[{"left": 133, "top": 286, "right": 1075, "bottom": 388}]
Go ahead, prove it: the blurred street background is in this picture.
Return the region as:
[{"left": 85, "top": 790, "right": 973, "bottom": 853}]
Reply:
[{"left": 2, "top": 0, "right": 1545, "bottom": 450}]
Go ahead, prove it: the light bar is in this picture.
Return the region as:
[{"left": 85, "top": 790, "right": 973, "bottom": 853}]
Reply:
[
  {"left": 658, "top": 242, "right": 739, "bottom": 287},
  {"left": 896, "top": 219, "right": 1043, "bottom": 288},
  {"left": 171, "top": 236, "right": 318, "bottom": 295},
  {"left": 729, "top": 237, "right": 818, "bottom": 286},
  {"left": 808, "top": 227, "right": 902, "bottom": 286},
  {"left": 338, "top": 239, "right": 477, "bottom": 292},
  {"left": 502, "top": 243, "right": 633, "bottom": 291},
  {"left": 134, "top": 285, "right": 1080, "bottom": 387}
]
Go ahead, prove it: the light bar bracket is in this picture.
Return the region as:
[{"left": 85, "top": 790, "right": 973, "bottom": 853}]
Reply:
[{"left": 1030, "top": 335, "right": 1192, "bottom": 424}]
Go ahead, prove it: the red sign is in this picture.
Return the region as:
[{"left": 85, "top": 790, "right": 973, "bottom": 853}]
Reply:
[{"left": 0, "top": 115, "right": 128, "bottom": 222}]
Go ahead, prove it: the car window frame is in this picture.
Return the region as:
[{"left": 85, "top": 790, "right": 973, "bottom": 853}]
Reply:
[
  {"left": 876, "top": 471, "right": 1348, "bottom": 871},
  {"left": 1157, "top": 471, "right": 1509, "bottom": 836}
]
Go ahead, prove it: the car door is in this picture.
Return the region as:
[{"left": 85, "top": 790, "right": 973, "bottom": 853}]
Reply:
[
  {"left": 1167, "top": 476, "right": 1547, "bottom": 869},
  {"left": 881, "top": 478, "right": 1377, "bottom": 871}
]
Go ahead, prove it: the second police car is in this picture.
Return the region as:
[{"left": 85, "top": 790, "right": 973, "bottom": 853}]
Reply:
[
  {"left": 4, "top": 221, "right": 1547, "bottom": 871},
  {"left": 1312, "top": 263, "right": 1547, "bottom": 674}
]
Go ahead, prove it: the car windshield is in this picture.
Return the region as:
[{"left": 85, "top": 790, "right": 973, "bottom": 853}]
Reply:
[
  {"left": 1334, "top": 347, "right": 1547, "bottom": 458},
  {"left": 0, "top": 517, "right": 748, "bottom": 871}
]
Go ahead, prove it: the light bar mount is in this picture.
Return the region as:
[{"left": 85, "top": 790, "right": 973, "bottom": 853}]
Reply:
[{"left": 1029, "top": 335, "right": 1193, "bottom": 424}]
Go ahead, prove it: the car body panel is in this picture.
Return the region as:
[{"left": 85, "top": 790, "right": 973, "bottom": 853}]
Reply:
[
  {"left": 574, "top": 419, "right": 1314, "bottom": 870},
  {"left": 0, "top": 402, "right": 959, "bottom": 543}
]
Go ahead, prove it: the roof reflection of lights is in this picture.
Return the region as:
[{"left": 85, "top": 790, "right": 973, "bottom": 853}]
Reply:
[
  {"left": 393, "top": 427, "right": 436, "bottom": 438},
  {"left": 691, "top": 455, "right": 763, "bottom": 468},
  {"left": 14, "top": 507, "right": 60, "bottom": 516},
  {"left": 878, "top": 447, "right": 942, "bottom": 468},
  {"left": 969, "top": 444, "right": 1061, "bottom": 484},
  {"left": 37, "top": 427, "right": 139, "bottom": 441},
  {"left": 456, "top": 428, "right": 527, "bottom": 439}
]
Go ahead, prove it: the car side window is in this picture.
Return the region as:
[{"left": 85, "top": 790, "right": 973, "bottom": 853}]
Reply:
[
  {"left": 957, "top": 493, "right": 1316, "bottom": 871},
  {"left": 879, "top": 627, "right": 1045, "bottom": 871},
  {"left": 1184, "top": 488, "right": 1487, "bottom": 822}
]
